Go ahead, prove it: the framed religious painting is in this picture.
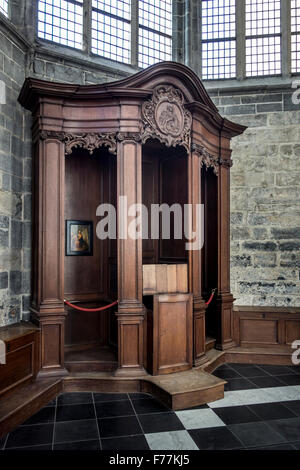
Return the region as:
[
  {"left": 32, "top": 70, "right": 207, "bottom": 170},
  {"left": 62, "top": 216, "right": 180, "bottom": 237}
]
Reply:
[{"left": 65, "top": 220, "right": 93, "bottom": 256}]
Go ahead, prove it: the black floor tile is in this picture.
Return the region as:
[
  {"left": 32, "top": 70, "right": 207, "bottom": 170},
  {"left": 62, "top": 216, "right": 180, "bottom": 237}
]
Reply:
[
  {"left": 129, "top": 393, "right": 152, "bottom": 399},
  {"left": 6, "top": 423, "right": 54, "bottom": 449},
  {"left": 95, "top": 400, "right": 135, "bottom": 419},
  {"left": 0, "top": 435, "right": 7, "bottom": 449},
  {"left": 267, "top": 417, "right": 300, "bottom": 442},
  {"left": 213, "top": 406, "right": 261, "bottom": 425},
  {"left": 259, "top": 365, "right": 296, "bottom": 376},
  {"left": 57, "top": 392, "right": 93, "bottom": 406},
  {"left": 45, "top": 398, "right": 57, "bottom": 407},
  {"left": 131, "top": 398, "right": 170, "bottom": 414},
  {"left": 228, "top": 422, "right": 285, "bottom": 448},
  {"left": 6, "top": 444, "right": 53, "bottom": 451},
  {"left": 248, "top": 376, "right": 285, "bottom": 388},
  {"left": 22, "top": 406, "right": 56, "bottom": 425},
  {"left": 101, "top": 435, "right": 150, "bottom": 450},
  {"left": 213, "top": 368, "right": 241, "bottom": 379},
  {"left": 282, "top": 401, "right": 300, "bottom": 416},
  {"left": 98, "top": 415, "right": 142, "bottom": 439},
  {"left": 213, "top": 364, "right": 234, "bottom": 371},
  {"left": 56, "top": 404, "right": 95, "bottom": 422},
  {"left": 287, "top": 366, "right": 300, "bottom": 374},
  {"left": 54, "top": 419, "right": 98, "bottom": 443},
  {"left": 189, "top": 426, "right": 243, "bottom": 450},
  {"left": 229, "top": 363, "right": 263, "bottom": 371},
  {"left": 93, "top": 393, "right": 129, "bottom": 403},
  {"left": 247, "top": 443, "right": 296, "bottom": 450},
  {"left": 54, "top": 439, "right": 100, "bottom": 450},
  {"left": 276, "top": 374, "right": 300, "bottom": 386},
  {"left": 224, "top": 377, "right": 258, "bottom": 391},
  {"left": 139, "top": 412, "right": 184, "bottom": 434},
  {"left": 249, "top": 402, "right": 298, "bottom": 421},
  {"left": 233, "top": 366, "right": 268, "bottom": 378}
]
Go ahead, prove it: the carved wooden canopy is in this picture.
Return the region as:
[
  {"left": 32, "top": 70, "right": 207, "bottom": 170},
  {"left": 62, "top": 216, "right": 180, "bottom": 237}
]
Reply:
[{"left": 19, "top": 61, "right": 246, "bottom": 172}]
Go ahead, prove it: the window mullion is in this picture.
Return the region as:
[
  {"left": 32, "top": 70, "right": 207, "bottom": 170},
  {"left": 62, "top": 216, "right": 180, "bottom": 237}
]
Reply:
[
  {"left": 236, "top": 0, "right": 246, "bottom": 80},
  {"left": 84, "top": 0, "right": 92, "bottom": 53},
  {"left": 131, "top": 0, "right": 139, "bottom": 67},
  {"left": 281, "top": 0, "right": 291, "bottom": 77}
]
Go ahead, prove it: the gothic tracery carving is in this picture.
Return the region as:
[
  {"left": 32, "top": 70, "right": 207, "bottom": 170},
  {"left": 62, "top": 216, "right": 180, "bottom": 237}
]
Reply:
[{"left": 141, "top": 85, "right": 192, "bottom": 153}]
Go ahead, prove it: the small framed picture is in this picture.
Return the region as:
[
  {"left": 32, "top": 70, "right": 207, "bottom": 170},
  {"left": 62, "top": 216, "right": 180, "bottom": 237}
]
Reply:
[{"left": 65, "top": 220, "right": 93, "bottom": 256}]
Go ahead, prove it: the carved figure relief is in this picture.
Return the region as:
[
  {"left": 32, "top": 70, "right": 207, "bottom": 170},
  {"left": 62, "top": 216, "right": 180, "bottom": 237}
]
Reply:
[{"left": 142, "top": 85, "right": 192, "bottom": 152}]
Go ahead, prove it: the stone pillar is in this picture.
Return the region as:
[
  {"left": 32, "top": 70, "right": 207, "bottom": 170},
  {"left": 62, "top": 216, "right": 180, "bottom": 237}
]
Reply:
[
  {"left": 31, "top": 131, "right": 67, "bottom": 376},
  {"left": 188, "top": 147, "right": 206, "bottom": 365},
  {"left": 115, "top": 133, "right": 145, "bottom": 376},
  {"left": 215, "top": 158, "right": 236, "bottom": 350},
  {"left": 182, "top": 0, "right": 202, "bottom": 77}
]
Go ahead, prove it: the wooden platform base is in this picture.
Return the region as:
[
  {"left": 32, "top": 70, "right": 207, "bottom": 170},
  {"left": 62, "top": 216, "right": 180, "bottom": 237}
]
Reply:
[
  {"left": 1, "top": 344, "right": 298, "bottom": 439},
  {"left": 225, "top": 345, "right": 294, "bottom": 365},
  {"left": 65, "top": 345, "right": 118, "bottom": 373},
  {"left": 0, "top": 378, "right": 63, "bottom": 438}
]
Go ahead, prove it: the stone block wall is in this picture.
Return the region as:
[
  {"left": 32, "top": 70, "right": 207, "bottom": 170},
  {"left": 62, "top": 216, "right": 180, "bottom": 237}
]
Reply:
[
  {"left": 210, "top": 89, "right": 300, "bottom": 306},
  {"left": 0, "top": 21, "right": 33, "bottom": 326},
  {"left": 0, "top": 8, "right": 299, "bottom": 327}
]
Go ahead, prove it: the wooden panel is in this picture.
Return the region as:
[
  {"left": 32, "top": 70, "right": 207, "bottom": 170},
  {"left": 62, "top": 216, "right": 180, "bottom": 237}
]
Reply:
[
  {"left": 160, "top": 153, "right": 188, "bottom": 262},
  {"left": 148, "top": 293, "right": 193, "bottom": 375},
  {"left": 158, "top": 301, "right": 187, "bottom": 367},
  {"left": 286, "top": 320, "right": 300, "bottom": 345},
  {"left": 234, "top": 306, "right": 300, "bottom": 349},
  {"left": 64, "top": 150, "right": 107, "bottom": 298},
  {"left": 142, "top": 154, "right": 159, "bottom": 264},
  {"left": 142, "top": 264, "right": 188, "bottom": 295},
  {"left": 0, "top": 325, "right": 39, "bottom": 397},
  {"left": 240, "top": 319, "right": 278, "bottom": 345},
  {"left": 42, "top": 323, "right": 63, "bottom": 369}
]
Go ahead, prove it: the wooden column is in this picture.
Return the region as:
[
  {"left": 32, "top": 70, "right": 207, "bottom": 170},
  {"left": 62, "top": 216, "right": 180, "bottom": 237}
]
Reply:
[
  {"left": 188, "top": 148, "right": 207, "bottom": 365},
  {"left": 31, "top": 131, "right": 67, "bottom": 376},
  {"left": 215, "top": 158, "right": 235, "bottom": 350},
  {"left": 115, "top": 133, "right": 145, "bottom": 376}
]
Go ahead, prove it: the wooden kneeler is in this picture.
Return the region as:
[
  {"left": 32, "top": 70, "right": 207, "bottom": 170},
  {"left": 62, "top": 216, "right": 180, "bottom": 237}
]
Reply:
[{"left": 143, "top": 264, "right": 193, "bottom": 375}]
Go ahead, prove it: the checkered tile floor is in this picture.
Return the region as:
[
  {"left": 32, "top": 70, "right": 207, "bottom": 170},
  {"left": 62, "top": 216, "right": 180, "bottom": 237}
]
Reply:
[{"left": 1, "top": 363, "right": 300, "bottom": 450}]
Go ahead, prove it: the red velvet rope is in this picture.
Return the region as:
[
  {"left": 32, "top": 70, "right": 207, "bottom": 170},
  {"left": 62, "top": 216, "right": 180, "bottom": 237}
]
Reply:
[
  {"left": 65, "top": 289, "right": 216, "bottom": 311},
  {"left": 205, "top": 289, "right": 216, "bottom": 306},
  {"left": 64, "top": 299, "right": 118, "bottom": 312}
]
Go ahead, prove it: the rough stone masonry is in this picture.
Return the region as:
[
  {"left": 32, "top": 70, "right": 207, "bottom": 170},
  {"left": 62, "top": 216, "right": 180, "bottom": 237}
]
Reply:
[
  {"left": 0, "top": 9, "right": 299, "bottom": 326},
  {"left": 211, "top": 89, "right": 300, "bottom": 307}
]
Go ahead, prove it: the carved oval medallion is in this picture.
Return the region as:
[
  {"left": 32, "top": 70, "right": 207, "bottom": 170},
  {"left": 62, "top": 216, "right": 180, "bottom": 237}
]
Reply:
[{"left": 155, "top": 101, "right": 184, "bottom": 137}]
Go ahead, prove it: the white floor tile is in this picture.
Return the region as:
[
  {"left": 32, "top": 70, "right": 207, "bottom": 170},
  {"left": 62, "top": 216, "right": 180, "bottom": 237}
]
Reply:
[
  {"left": 209, "top": 385, "right": 300, "bottom": 408},
  {"left": 208, "top": 392, "right": 244, "bottom": 408},
  {"left": 145, "top": 430, "right": 198, "bottom": 450},
  {"left": 175, "top": 408, "right": 226, "bottom": 430}
]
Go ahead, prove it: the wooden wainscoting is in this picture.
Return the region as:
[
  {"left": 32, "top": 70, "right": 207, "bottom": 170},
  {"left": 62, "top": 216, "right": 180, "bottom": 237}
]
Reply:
[
  {"left": 0, "top": 322, "right": 40, "bottom": 397},
  {"left": 233, "top": 306, "right": 300, "bottom": 348}
]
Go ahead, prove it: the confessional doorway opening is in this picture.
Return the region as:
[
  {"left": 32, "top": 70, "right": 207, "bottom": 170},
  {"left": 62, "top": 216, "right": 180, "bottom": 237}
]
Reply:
[
  {"left": 141, "top": 140, "right": 191, "bottom": 374},
  {"left": 201, "top": 166, "right": 218, "bottom": 349},
  {"left": 64, "top": 147, "right": 118, "bottom": 373}
]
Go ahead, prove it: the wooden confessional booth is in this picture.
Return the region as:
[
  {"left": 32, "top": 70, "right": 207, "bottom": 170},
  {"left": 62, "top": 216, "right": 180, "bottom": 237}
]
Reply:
[{"left": 19, "top": 62, "right": 245, "bottom": 384}]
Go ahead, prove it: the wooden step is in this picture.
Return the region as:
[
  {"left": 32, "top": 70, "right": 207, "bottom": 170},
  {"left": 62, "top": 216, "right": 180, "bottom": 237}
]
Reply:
[
  {"left": 64, "top": 368, "right": 226, "bottom": 411},
  {"left": 0, "top": 377, "right": 63, "bottom": 438},
  {"left": 143, "top": 369, "right": 226, "bottom": 410},
  {"left": 205, "top": 336, "right": 216, "bottom": 352},
  {"left": 225, "top": 345, "right": 295, "bottom": 365}
]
